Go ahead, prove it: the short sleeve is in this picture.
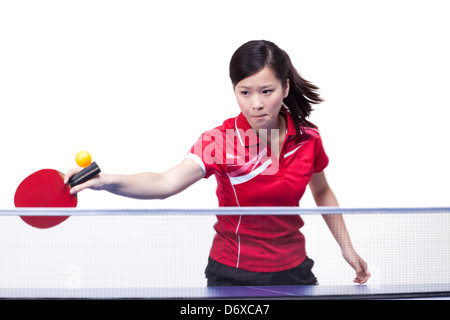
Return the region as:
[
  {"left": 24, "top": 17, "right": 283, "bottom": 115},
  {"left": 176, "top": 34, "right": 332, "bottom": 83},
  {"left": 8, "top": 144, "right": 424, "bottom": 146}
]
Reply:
[
  {"left": 313, "top": 136, "right": 329, "bottom": 173},
  {"left": 185, "top": 129, "right": 226, "bottom": 179}
]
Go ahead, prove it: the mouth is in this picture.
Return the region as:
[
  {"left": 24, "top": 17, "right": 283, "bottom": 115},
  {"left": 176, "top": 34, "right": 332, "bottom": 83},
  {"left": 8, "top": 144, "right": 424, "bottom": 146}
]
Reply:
[{"left": 253, "top": 114, "right": 267, "bottom": 120}]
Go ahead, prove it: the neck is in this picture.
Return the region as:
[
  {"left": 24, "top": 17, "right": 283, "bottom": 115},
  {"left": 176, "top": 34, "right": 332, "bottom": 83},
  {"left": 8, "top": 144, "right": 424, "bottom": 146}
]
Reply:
[{"left": 257, "top": 115, "right": 286, "bottom": 156}]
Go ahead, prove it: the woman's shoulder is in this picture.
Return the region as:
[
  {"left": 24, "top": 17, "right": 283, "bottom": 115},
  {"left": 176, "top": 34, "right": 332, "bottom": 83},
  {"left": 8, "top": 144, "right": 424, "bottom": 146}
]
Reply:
[{"left": 298, "top": 126, "right": 323, "bottom": 142}]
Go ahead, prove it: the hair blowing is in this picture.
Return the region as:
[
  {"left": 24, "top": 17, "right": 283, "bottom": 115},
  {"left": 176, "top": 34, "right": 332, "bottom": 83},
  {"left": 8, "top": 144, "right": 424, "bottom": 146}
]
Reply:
[{"left": 229, "top": 40, "right": 323, "bottom": 136}]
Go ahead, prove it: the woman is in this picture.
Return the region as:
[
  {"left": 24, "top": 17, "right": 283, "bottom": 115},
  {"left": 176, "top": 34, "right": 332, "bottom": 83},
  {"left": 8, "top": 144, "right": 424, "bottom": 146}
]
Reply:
[{"left": 65, "top": 40, "right": 370, "bottom": 286}]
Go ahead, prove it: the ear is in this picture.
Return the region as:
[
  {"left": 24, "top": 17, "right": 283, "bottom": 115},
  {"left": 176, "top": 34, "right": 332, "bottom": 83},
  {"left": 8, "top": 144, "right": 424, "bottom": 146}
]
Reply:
[{"left": 283, "top": 79, "right": 290, "bottom": 98}]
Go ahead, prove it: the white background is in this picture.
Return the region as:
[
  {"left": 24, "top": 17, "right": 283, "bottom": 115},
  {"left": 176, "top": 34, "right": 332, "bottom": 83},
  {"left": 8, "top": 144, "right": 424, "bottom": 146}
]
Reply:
[{"left": 0, "top": 0, "right": 449, "bottom": 291}]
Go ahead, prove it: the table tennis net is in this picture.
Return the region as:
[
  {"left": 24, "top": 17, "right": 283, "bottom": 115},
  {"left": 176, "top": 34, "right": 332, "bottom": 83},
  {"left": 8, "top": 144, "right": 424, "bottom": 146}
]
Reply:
[{"left": 0, "top": 207, "right": 449, "bottom": 299}]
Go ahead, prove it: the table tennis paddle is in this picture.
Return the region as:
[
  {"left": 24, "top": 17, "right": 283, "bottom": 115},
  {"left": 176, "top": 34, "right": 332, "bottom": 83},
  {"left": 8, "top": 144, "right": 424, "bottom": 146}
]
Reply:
[{"left": 14, "top": 162, "right": 101, "bottom": 229}]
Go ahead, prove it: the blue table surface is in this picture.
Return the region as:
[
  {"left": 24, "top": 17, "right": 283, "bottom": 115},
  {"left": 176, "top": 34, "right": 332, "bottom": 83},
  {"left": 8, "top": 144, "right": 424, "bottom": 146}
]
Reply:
[{"left": 1, "top": 283, "right": 449, "bottom": 299}]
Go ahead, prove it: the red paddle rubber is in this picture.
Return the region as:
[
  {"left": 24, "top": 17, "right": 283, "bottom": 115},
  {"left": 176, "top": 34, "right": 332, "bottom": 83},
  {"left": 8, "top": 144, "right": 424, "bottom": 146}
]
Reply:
[{"left": 14, "top": 162, "right": 101, "bottom": 229}]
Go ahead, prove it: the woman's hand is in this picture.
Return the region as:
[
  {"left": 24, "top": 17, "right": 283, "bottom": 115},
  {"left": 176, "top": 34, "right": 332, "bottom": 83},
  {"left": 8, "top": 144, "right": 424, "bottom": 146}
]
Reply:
[
  {"left": 64, "top": 168, "right": 106, "bottom": 194},
  {"left": 341, "top": 247, "right": 371, "bottom": 284}
]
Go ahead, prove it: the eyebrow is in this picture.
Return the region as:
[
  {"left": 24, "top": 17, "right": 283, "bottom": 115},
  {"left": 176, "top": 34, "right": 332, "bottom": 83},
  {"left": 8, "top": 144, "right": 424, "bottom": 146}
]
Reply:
[{"left": 236, "top": 84, "right": 276, "bottom": 90}]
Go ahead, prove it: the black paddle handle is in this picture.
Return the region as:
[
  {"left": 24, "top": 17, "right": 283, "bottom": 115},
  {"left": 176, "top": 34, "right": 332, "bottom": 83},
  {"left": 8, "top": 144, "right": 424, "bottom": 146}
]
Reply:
[{"left": 68, "top": 162, "right": 101, "bottom": 188}]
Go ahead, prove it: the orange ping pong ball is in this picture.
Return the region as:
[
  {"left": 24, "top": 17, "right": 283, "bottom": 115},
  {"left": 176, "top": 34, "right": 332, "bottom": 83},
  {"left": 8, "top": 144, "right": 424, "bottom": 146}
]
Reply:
[{"left": 75, "top": 151, "right": 92, "bottom": 168}]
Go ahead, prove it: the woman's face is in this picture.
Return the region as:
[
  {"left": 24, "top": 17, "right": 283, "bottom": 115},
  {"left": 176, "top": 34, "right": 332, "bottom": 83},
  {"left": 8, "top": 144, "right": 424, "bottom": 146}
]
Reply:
[{"left": 234, "top": 66, "right": 289, "bottom": 133}]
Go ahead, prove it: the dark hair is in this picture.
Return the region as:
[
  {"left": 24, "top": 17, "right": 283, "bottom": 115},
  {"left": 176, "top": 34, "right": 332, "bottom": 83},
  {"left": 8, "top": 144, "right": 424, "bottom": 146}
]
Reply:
[{"left": 229, "top": 40, "right": 323, "bottom": 135}]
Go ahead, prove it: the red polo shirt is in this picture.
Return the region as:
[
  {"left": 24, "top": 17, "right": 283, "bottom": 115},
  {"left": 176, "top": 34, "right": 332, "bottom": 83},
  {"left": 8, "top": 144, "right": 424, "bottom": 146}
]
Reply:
[{"left": 186, "top": 109, "right": 329, "bottom": 272}]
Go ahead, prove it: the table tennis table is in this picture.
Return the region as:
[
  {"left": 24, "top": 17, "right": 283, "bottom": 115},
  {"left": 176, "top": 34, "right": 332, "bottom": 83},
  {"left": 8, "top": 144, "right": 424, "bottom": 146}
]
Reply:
[{"left": 1, "top": 283, "right": 449, "bottom": 299}]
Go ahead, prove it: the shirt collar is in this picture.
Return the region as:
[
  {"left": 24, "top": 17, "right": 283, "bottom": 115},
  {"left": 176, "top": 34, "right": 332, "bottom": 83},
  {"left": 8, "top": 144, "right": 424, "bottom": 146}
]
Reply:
[{"left": 235, "top": 107, "right": 297, "bottom": 147}]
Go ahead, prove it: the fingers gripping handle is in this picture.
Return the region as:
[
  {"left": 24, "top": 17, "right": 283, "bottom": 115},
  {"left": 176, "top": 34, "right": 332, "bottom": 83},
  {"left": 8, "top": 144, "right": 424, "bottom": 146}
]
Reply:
[{"left": 68, "top": 162, "right": 101, "bottom": 188}]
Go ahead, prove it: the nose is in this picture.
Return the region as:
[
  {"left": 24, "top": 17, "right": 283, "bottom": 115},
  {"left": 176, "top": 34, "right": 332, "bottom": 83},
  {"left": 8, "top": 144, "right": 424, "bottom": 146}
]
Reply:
[{"left": 251, "top": 95, "right": 264, "bottom": 109}]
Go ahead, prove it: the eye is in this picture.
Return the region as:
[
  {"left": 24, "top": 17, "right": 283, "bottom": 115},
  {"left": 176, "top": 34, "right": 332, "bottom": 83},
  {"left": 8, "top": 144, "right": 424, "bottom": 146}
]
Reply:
[
  {"left": 240, "top": 91, "right": 250, "bottom": 96},
  {"left": 262, "top": 89, "right": 273, "bottom": 95}
]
